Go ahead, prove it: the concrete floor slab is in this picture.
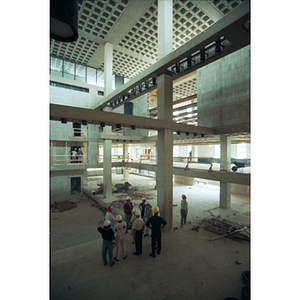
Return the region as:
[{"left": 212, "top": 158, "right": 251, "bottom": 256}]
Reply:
[{"left": 50, "top": 174, "right": 250, "bottom": 300}]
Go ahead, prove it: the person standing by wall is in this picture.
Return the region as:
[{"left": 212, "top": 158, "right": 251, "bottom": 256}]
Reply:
[
  {"left": 123, "top": 197, "right": 133, "bottom": 233},
  {"left": 146, "top": 207, "right": 167, "bottom": 258},
  {"left": 132, "top": 210, "right": 144, "bottom": 256},
  {"left": 97, "top": 220, "right": 116, "bottom": 267},
  {"left": 180, "top": 194, "right": 188, "bottom": 227},
  {"left": 114, "top": 215, "right": 127, "bottom": 261}
]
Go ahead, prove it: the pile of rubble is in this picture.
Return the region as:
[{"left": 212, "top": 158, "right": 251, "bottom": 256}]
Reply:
[
  {"left": 93, "top": 181, "right": 135, "bottom": 195},
  {"left": 191, "top": 217, "right": 250, "bottom": 241},
  {"left": 131, "top": 191, "right": 154, "bottom": 200},
  {"left": 51, "top": 200, "right": 77, "bottom": 212}
]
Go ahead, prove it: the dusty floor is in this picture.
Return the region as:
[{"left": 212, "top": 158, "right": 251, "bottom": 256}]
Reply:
[{"left": 50, "top": 174, "right": 250, "bottom": 300}]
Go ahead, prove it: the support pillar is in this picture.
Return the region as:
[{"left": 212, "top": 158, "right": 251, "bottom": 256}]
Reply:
[
  {"left": 158, "top": 0, "right": 173, "bottom": 60},
  {"left": 123, "top": 144, "right": 129, "bottom": 181},
  {"left": 103, "top": 108, "right": 112, "bottom": 199},
  {"left": 83, "top": 168, "right": 87, "bottom": 187},
  {"left": 220, "top": 136, "right": 231, "bottom": 208},
  {"left": 104, "top": 42, "right": 113, "bottom": 96},
  {"left": 103, "top": 42, "right": 113, "bottom": 199},
  {"left": 156, "top": 72, "right": 173, "bottom": 232}
]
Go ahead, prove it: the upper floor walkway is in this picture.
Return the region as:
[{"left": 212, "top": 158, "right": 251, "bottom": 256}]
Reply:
[{"left": 50, "top": 154, "right": 250, "bottom": 186}]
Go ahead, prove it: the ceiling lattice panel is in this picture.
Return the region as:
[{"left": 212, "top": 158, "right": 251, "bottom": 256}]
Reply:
[
  {"left": 118, "top": 0, "right": 217, "bottom": 63},
  {"left": 173, "top": 0, "right": 215, "bottom": 50},
  {"left": 77, "top": 0, "right": 130, "bottom": 38},
  {"left": 49, "top": 0, "right": 247, "bottom": 87},
  {"left": 209, "top": 0, "right": 246, "bottom": 15},
  {"left": 174, "top": 78, "right": 197, "bottom": 100},
  {"left": 118, "top": 1, "right": 158, "bottom": 60},
  {"left": 112, "top": 50, "right": 152, "bottom": 79},
  {"left": 50, "top": 37, "right": 101, "bottom": 65}
]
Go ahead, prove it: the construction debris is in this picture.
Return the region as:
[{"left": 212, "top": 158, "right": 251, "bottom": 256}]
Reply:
[
  {"left": 190, "top": 218, "right": 250, "bottom": 242},
  {"left": 51, "top": 200, "right": 77, "bottom": 212},
  {"left": 131, "top": 191, "right": 154, "bottom": 199},
  {"left": 93, "top": 183, "right": 118, "bottom": 195}
]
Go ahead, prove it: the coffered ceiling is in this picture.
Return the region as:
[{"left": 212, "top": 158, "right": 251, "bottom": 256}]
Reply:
[
  {"left": 50, "top": 0, "right": 247, "bottom": 79},
  {"left": 50, "top": 0, "right": 250, "bottom": 144}
]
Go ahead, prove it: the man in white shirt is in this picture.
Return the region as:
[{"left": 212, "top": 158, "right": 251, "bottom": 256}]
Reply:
[
  {"left": 143, "top": 202, "right": 153, "bottom": 237},
  {"left": 180, "top": 194, "right": 188, "bottom": 226},
  {"left": 71, "top": 148, "right": 77, "bottom": 163},
  {"left": 132, "top": 210, "right": 144, "bottom": 256},
  {"left": 114, "top": 215, "right": 127, "bottom": 261}
]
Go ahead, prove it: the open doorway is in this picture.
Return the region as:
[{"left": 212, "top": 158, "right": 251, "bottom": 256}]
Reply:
[{"left": 71, "top": 177, "right": 81, "bottom": 194}]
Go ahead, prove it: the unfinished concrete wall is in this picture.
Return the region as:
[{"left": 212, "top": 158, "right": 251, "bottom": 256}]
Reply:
[
  {"left": 50, "top": 170, "right": 84, "bottom": 198},
  {"left": 197, "top": 45, "right": 250, "bottom": 129},
  {"left": 50, "top": 75, "right": 104, "bottom": 108},
  {"left": 122, "top": 94, "right": 148, "bottom": 137}
]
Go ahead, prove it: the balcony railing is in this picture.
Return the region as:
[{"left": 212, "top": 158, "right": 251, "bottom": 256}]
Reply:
[
  {"left": 50, "top": 155, "right": 87, "bottom": 166},
  {"left": 97, "top": 155, "right": 126, "bottom": 163},
  {"left": 72, "top": 128, "right": 88, "bottom": 138}
]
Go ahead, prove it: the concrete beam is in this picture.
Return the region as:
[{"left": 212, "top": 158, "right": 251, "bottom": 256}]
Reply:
[
  {"left": 173, "top": 167, "right": 250, "bottom": 186},
  {"left": 50, "top": 103, "right": 215, "bottom": 135},
  {"left": 50, "top": 162, "right": 250, "bottom": 186},
  {"left": 92, "top": 2, "right": 250, "bottom": 110}
]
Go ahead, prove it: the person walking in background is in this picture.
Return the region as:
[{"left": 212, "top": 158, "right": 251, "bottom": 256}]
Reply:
[
  {"left": 180, "top": 194, "right": 188, "bottom": 227},
  {"left": 123, "top": 197, "right": 133, "bottom": 233},
  {"left": 143, "top": 201, "right": 153, "bottom": 237},
  {"left": 132, "top": 210, "right": 144, "bottom": 256},
  {"left": 114, "top": 215, "right": 127, "bottom": 261},
  {"left": 97, "top": 220, "right": 116, "bottom": 267},
  {"left": 146, "top": 207, "right": 167, "bottom": 258}
]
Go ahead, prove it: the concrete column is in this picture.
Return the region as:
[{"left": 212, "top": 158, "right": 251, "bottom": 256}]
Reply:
[
  {"left": 123, "top": 144, "right": 129, "bottom": 181},
  {"left": 220, "top": 136, "right": 231, "bottom": 208},
  {"left": 156, "top": 72, "right": 173, "bottom": 232},
  {"left": 220, "top": 182, "right": 231, "bottom": 208},
  {"left": 83, "top": 168, "right": 87, "bottom": 187},
  {"left": 104, "top": 42, "right": 113, "bottom": 96},
  {"left": 103, "top": 108, "right": 112, "bottom": 199},
  {"left": 192, "top": 145, "right": 198, "bottom": 161},
  {"left": 103, "top": 42, "right": 113, "bottom": 199},
  {"left": 220, "top": 136, "right": 231, "bottom": 171},
  {"left": 158, "top": 0, "right": 173, "bottom": 60}
]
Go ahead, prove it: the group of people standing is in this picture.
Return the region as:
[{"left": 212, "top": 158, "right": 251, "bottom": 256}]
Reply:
[
  {"left": 97, "top": 196, "right": 168, "bottom": 267},
  {"left": 70, "top": 148, "right": 83, "bottom": 163}
]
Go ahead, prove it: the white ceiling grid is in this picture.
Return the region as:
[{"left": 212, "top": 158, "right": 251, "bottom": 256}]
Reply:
[
  {"left": 174, "top": 77, "right": 197, "bottom": 100},
  {"left": 49, "top": 0, "right": 247, "bottom": 96}
]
